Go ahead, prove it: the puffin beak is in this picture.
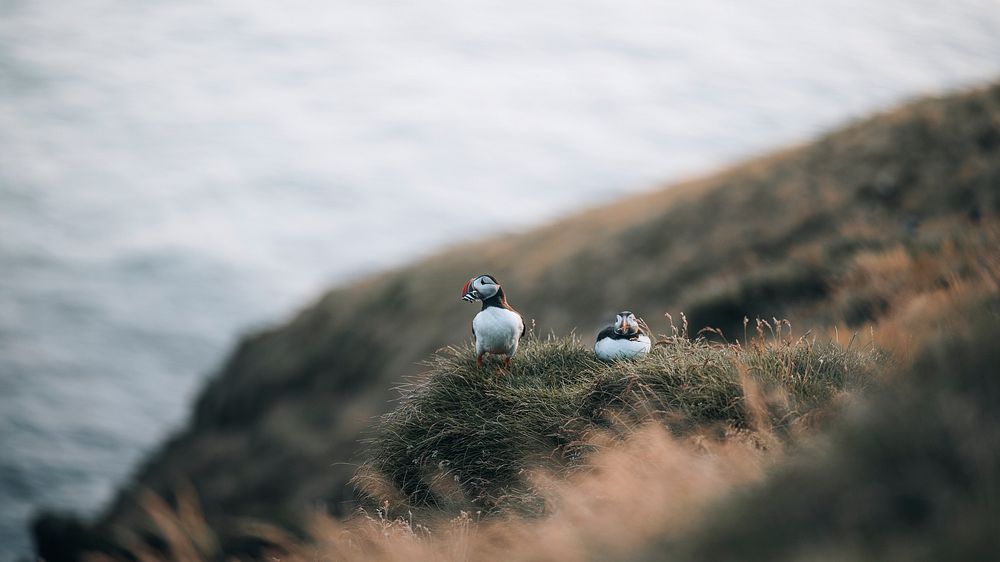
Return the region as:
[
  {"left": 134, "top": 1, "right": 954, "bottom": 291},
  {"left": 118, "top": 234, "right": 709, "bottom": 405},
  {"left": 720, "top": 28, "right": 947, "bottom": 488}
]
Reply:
[{"left": 619, "top": 318, "right": 628, "bottom": 333}]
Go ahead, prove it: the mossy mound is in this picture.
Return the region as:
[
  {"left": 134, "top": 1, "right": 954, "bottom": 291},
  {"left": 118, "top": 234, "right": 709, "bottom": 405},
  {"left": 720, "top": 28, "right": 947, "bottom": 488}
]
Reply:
[{"left": 356, "top": 334, "right": 883, "bottom": 517}]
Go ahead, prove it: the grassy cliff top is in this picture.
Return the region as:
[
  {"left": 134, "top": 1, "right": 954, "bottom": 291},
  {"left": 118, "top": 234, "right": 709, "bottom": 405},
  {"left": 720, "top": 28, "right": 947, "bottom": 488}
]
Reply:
[{"left": 355, "top": 331, "right": 882, "bottom": 519}]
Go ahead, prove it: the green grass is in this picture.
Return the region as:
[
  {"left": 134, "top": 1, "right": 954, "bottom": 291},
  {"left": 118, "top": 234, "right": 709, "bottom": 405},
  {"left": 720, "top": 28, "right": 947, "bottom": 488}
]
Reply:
[{"left": 354, "top": 332, "right": 884, "bottom": 519}]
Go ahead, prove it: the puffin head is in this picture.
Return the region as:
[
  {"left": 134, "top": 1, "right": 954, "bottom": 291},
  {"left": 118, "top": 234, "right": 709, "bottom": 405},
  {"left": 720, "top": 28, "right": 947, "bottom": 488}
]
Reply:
[
  {"left": 461, "top": 274, "right": 500, "bottom": 302},
  {"left": 614, "top": 311, "right": 640, "bottom": 336}
]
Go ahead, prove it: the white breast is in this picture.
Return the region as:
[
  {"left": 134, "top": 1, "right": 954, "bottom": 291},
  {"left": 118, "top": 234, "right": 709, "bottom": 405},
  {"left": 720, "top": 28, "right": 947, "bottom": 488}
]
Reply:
[
  {"left": 595, "top": 334, "right": 651, "bottom": 360},
  {"left": 473, "top": 307, "right": 524, "bottom": 356}
]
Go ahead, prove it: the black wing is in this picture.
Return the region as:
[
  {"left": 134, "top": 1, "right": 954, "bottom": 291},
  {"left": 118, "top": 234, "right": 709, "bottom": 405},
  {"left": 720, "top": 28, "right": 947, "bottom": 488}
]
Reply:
[{"left": 595, "top": 326, "right": 617, "bottom": 343}]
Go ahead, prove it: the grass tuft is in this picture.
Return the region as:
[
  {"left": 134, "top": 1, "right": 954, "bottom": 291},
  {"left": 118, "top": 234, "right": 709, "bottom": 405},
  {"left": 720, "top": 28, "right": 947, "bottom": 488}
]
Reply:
[{"left": 354, "top": 331, "right": 884, "bottom": 519}]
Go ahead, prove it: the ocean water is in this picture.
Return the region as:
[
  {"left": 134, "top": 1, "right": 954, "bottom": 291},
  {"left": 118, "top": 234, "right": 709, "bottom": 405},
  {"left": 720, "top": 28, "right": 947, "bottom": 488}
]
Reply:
[{"left": 1, "top": 0, "right": 999, "bottom": 557}]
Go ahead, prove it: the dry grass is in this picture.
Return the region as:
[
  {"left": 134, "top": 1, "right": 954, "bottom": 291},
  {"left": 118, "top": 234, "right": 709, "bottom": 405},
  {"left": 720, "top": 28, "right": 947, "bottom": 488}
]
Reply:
[
  {"left": 352, "top": 326, "right": 880, "bottom": 522},
  {"left": 91, "top": 423, "right": 768, "bottom": 562},
  {"left": 92, "top": 289, "right": 1000, "bottom": 562},
  {"left": 308, "top": 425, "right": 767, "bottom": 562},
  {"left": 652, "top": 293, "right": 1000, "bottom": 562}
]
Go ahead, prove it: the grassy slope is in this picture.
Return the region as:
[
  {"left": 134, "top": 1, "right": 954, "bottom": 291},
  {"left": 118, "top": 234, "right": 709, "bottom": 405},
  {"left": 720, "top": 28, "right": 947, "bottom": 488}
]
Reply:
[
  {"left": 33, "top": 82, "right": 1000, "bottom": 559},
  {"left": 356, "top": 334, "right": 881, "bottom": 520}
]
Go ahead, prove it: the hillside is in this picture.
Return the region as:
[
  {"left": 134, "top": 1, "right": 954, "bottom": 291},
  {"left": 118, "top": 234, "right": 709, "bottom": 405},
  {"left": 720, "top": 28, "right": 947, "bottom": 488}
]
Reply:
[
  {"left": 33, "top": 81, "right": 1000, "bottom": 560},
  {"left": 129, "top": 293, "right": 994, "bottom": 562},
  {"left": 130, "top": 292, "right": 995, "bottom": 562}
]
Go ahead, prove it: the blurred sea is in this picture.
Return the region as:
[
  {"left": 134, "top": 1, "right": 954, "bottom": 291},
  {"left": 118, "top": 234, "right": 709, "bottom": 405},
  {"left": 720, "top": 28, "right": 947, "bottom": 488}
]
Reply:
[{"left": 1, "top": 0, "right": 999, "bottom": 558}]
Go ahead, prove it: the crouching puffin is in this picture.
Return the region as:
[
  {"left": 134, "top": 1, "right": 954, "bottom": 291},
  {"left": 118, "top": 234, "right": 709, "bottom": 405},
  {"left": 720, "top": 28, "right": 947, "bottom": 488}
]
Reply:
[
  {"left": 461, "top": 274, "right": 525, "bottom": 369},
  {"left": 595, "top": 311, "right": 651, "bottom": 360}
]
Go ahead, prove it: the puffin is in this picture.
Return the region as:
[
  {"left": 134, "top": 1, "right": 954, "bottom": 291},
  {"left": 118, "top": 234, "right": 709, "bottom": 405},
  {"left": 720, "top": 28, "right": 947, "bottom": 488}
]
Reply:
[
  {"left": 460, "top": 274, "right": 525, "bottom": 369},
  {"left": 594, "top": 311, "right": 651, "bottom": 360}
]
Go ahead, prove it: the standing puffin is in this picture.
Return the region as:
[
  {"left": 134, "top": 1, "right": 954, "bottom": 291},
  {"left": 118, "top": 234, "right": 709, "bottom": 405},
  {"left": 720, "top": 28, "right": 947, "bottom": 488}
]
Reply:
[
  {"left": 461, "top": 274, "right": 525, "bottom": 369},
  {"left": 595, "top": 311, "right": 651, "bottom": 360}
]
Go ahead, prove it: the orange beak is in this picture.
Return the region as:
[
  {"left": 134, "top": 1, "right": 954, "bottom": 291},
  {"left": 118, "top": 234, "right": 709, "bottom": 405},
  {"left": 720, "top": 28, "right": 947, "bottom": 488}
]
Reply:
[{"left": 619, "top": 317, "right": 628, "bottom": 333}]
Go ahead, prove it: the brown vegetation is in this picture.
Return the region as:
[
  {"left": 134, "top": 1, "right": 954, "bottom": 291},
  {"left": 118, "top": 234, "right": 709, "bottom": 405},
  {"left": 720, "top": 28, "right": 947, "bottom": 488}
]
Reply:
[
  {"left": 33, "top": 81, "right": 1000, "bottom": 560},
  {"left": 73, "top": 289, "right": 1000, "bottom": 561}
]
